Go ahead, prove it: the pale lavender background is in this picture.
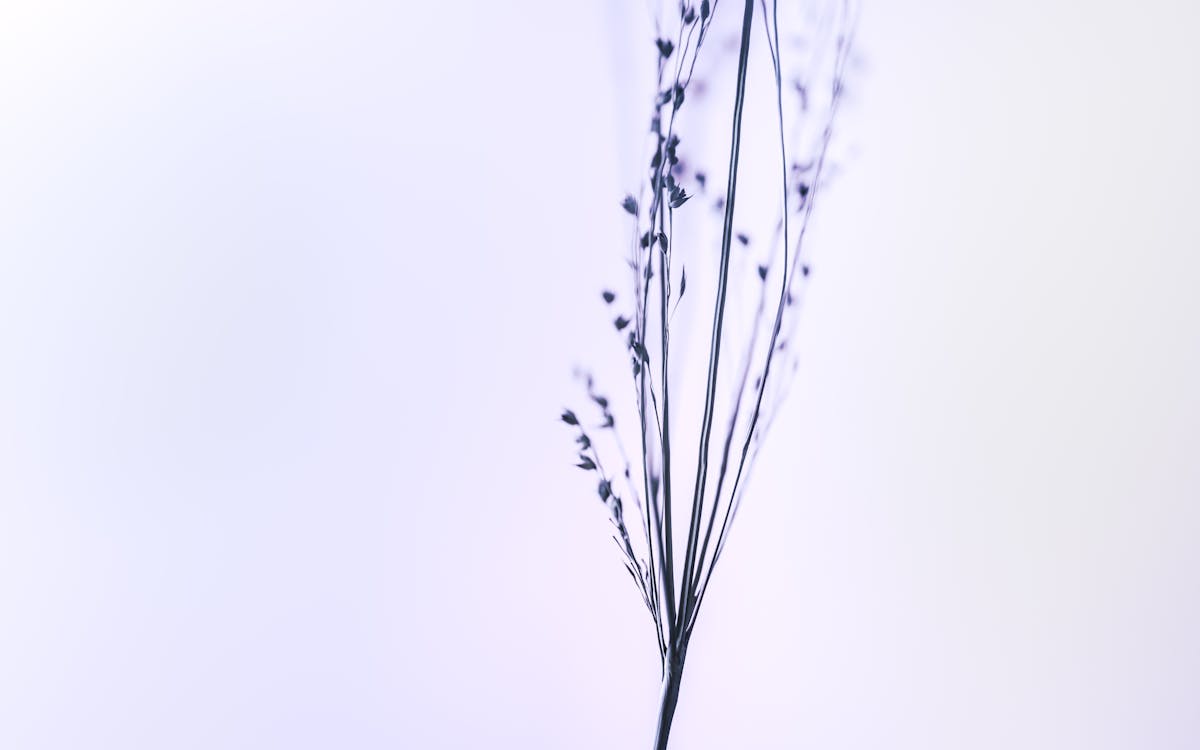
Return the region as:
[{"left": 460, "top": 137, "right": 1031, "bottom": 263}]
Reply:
[{"left": 2, "top": 1, "right": 1198, "bottom": 748}]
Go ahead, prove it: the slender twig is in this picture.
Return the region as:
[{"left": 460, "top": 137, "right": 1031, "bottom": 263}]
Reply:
[
  {"left": 690, "top": 7, "right": 856, "bottom": 630},
  {"left": 686, "top": 0, "right": 790, "bottom": 615},
  {"left": 679, "top": 0, "right": 757, "bottom": 630}
]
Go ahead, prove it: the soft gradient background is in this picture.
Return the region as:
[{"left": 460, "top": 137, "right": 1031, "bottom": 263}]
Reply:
[{"left": 2, "top": 1, "right": 1198, "bottom": 748}]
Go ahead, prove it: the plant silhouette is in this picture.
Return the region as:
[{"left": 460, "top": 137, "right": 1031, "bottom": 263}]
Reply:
[{"left": 562, "top": 1, "right": 856, "bottom": 746}]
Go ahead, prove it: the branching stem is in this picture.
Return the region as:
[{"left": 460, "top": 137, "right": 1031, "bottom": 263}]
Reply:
[{"left": 678, "top": 0, "right": 757, "bottom": 633}]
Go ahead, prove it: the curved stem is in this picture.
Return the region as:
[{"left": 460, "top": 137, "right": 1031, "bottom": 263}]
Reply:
[{"left": 679, "top": 0, "right": 757, "bottom": 629}]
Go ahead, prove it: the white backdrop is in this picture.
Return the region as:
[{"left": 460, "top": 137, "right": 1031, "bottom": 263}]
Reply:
[{"left": 1, "top": 1, "right": 1198, "bottom": 748}]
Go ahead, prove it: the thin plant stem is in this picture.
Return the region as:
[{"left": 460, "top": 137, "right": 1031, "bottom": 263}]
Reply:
[
  {"left": 678, "top": 0, "right": 757, "bottom": 629},
  {"left": 690, "top": 8, "right": 856, "bottom": 630}
]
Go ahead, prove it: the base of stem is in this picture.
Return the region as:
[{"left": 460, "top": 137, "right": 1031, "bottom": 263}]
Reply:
[{"left": 652, "top": 651, "right": 686, "bottom": 750}]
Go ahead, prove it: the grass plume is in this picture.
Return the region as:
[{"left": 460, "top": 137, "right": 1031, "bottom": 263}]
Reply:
[{"left": 562, "top": 2, "right": 857, "bottom": 746}]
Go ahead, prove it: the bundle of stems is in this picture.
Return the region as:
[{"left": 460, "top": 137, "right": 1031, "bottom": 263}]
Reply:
[{"left": 562, "top": 1, "right": 855, "bottom": 746}]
